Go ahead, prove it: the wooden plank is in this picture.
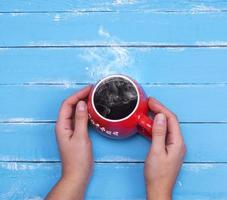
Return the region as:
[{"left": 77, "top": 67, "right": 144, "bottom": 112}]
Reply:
[
  {"left": 1, "top": 12, "right": 227, "bottom": 46},
  {"left": 1, "top": 0, "right": 227, "bottom": 12},
  {"left": 0, "top": 85, "right": 226, "bottom": 122},
  {"left": 0, "top": 123, "right": 227, "bottom": 162},
  {"left": 1, "top": 47, "right": 227, "bottom": 84},
  {"left": 0, "top": 162, "right": 226, "bottom": 199}
]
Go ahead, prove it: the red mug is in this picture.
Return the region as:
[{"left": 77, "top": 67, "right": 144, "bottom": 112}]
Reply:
[{"left": 87, "top": 74, "right": 153, "bottom": 140}]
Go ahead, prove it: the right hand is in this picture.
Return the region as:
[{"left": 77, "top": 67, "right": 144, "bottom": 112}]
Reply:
[{"left": 144, "top": 97, "right": 186, "bottom": 200}]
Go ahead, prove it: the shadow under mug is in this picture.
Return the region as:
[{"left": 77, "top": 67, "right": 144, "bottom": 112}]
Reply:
[{"left": 87, "top": 74, "right": 153, "bottom": 140}]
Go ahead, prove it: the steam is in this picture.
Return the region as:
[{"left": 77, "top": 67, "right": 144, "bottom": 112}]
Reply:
[
  {"left": 94, "top": 77, "right": 137, "bottom": 120},
  {"left": 80, "top": 26, "right": 134, "bottom": 81}
]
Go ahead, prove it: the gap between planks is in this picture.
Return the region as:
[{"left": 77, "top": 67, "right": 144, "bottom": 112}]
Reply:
[
  {"left": 1, "top": 9, "right": 227, "bottom": 14},
  {"left": 1, "top": 45, "right": 227, "bottom": 48},
  {"left": 0, "top": 160, "right": 227, "bottom": 164},
  {"left": 1, "top": 121, "right": 227, "bottom": 124},
  {"left": 1, "top": 82, "right": 227, "bottom": 86}
]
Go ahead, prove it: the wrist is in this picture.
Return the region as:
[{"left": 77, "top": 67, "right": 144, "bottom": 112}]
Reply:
[
  {"left": 60, "top": 175, "right": 87, "bottom": 192},
  {"left": 50, "top": 176, "right": 86, "bottom": 200},
  {"left": 146, "top": 184, "right": 172, "bottom": 200}
]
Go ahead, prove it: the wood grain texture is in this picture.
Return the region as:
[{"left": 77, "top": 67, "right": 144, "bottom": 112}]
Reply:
[
  {"left": 0, "top": 85, "right": 226, "bottom": 122},
  {"left": 1, "top": 0, "right": 227, "bottom": 12},
  {"left": 1, "top": 12, "right": 227, "bottom": 46},
  {"left": 0, "top": 123, "right": 227, "bottom": 162},
  {"left": 0, "top": 162, "right": 226, "bottom": 200},
  {"left": 1, "top": 0, "right": 226, "bottom": 199},
  {"left": 1, "top": 47, "right": 227, "bottom": 84}
]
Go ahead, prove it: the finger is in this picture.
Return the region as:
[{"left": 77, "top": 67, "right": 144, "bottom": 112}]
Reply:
[
  {"left": 148, "top": 97, "right": 176, "bottom": 118},
  {"left": 151, "top": 113, "right": 167, "bottom": 153},
  {"left": 56, "top": 85, "right": 92, "bottom": 140},
  {"left": 73, "top": 100, "right": 89, "bottom": 139},
  {"left": 148, "top": 97, "right": 182, "bottom": 145},
  {"left": 166, "top": 117, "right": 182, "bottom": 145},
  {"left": 58, "top": 85, "right": 92, "bottom": 122}
]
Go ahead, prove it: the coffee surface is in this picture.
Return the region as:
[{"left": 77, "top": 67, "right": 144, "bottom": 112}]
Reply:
[{"left": 94, "top": 77, "right": 138, "bottom": 120}]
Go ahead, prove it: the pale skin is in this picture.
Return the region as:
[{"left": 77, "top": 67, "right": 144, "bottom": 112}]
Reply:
[
  {"left": 46, "top": 85, "right": 186, "bottom": 200},
  {"left": 45, "top": 85, "right": 93, "bottom": 200},
  {"left": 145, "top": 98, "right": 186, "bottom": 200}
]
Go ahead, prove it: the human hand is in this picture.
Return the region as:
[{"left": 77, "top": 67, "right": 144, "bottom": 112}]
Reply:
[
  {"left": 144, "top": 97, "right": 186, "bottom": 200},
  {"left": 46, "top": 85, "right": 93, "bottom": 200}
]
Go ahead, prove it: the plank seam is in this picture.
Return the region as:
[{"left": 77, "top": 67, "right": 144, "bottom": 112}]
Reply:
[
  {"left": 0, "top": 10, "right": 227, "bottom": 14},
  {"left": 0, "top": 160, "right": 227, "bottom": 164},
  {"left": 0, "top": 121, "right": 227, "bottom": 124},
  {"left": 1, "top": 45, "right": 227, "bottom": 48},
  {"left": 0, "top": 83, "right": 227, "bottom": 86}
]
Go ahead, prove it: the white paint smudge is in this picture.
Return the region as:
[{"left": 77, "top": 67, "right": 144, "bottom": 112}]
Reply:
[
  {"left": 114, "top": 163, "right": 138, "bottom": 169},
  {"left": 98, "top": 26, "right": 110, "bottom": 38},
  {"left": 196, "top": 41, "right": 227, "bottom": 46},
  {"left": 85, "top": 7, "right": 111, "bottom": 12},
  {"left": 28, "top": 40, "right": 180, "bottom": 47},
  {"left": 113, "top": 0, "right": 138, "bottom": 5},
  {"left": 55, "top": 81, "right": 76, "bottom": 88},
  {"left": 190, "top": 5, "right": 220, "bottom": 14},
  {"left": 71, "top": 11, "right": 89, "bottom": 17},
  {"left": 185, "top": 164, "right": 214, "bottom": 172},
  {"left": 1, "top": 162, "right": 39, "bottom": 171},
  {"left": 37, "top": 80, "right": 76, "bottom": 88},
  {"left": 166, "top": 47, "right": 185, "bottom": 52},
  {"left": 177, "top": 181, "right": 183, "bottom": 187},
  {"left": 149, "top": 83, "right": 227, "bottom": 88},
  {"left": 10, "top": 13, "right": 26, "bottom": 16},
  {"left": 4, "top": 118, "right": 35, "bottom": 123},
  {"left": 53, "top": 14, "right": 61, "bottom": 22},
  {"left": 45, "top": 80, "right": 78, "bottom": 88},
  {"left": 99, "top": 155, "right": 138, "bottom": 162},
  {"left": 52, "top": 12, "right": 89, "bottom": 22},
  {"left": 0, "top": 181, "right": 22, "bottom": 199},
  {"left": 20, "top": 80, "right": 79, "bottom": 88}
]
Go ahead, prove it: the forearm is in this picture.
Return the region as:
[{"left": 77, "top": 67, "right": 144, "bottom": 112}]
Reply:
[{"left": 45, "top": 177, "right": 86, "bottom": 200}]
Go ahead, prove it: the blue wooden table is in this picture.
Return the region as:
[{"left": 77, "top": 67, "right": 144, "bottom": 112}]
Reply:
[{"left": 1, "top": 1, "right": 227, "bottom": 199}]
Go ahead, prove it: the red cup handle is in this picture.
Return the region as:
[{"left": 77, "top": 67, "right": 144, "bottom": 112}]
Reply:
[{"left": 137, "top": 114, "right": 153, "bottom": 140}]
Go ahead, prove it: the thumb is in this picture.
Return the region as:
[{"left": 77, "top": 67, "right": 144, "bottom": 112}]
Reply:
[
  {"left": 73, "top": 100, "right": 89, "bottom": 139},
  {"left": 151, "top": 113, "right": 167, "bottom": 153}
]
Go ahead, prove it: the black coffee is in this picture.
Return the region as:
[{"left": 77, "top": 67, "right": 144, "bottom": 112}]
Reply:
[{"left": 94, "top": 77, "right": 138, "bottom": 120}]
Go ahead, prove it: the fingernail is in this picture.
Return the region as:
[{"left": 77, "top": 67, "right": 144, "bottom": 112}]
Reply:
[
  {"left": 77, "top": 101, "right": 86, "bottom": 112},
  {"left": 156, "top": 113, "right": 165, "bottom": 125}
]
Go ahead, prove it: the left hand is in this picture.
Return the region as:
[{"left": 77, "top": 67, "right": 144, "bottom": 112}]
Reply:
[{"left": 46, "top": 85, "right": 93, "bottom": 200}]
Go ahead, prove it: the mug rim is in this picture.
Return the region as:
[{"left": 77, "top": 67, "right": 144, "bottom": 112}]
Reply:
[{"left": 91, "top": 74, "right": 140, "bottom": 122}]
